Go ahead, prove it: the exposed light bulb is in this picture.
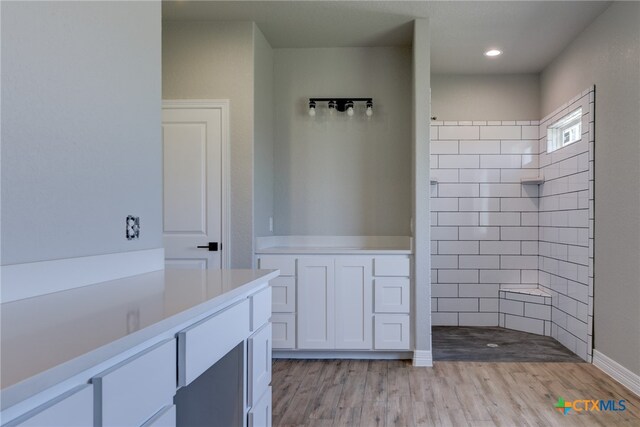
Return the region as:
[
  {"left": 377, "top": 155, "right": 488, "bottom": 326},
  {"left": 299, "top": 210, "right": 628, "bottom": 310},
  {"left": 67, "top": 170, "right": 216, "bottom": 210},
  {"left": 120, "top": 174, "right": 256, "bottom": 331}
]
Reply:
[
  {"left": 366, "top": 106, "right": 373, "bottom": 117},
  {"left": 346, "top": 106, "right": 354, "bottom": 117},
  {"left": 308, "top": 107, "right": 316, "bottom": 117}
]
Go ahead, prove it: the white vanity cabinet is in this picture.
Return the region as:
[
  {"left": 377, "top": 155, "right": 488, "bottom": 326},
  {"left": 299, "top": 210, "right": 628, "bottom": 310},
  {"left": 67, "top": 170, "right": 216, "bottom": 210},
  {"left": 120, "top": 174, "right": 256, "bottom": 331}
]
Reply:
[
  {"left": 3, "top": 385, "right": 93, "bottom": 427},
  {"left": 247, "top": 289, "right": 272, "bottom": 426},
  {"left": 373, "top": 257, "right": 411, "bottom": 350},
  {"left": 178, "top": 300, "right": 250, "bottom": 387},
  {"left": 1, "top": 270, "right": 277, "bottom": 427},
  {"left": 174, "top": 287, "right": 272, "bottom": 427},
  {"left": 8, "top": 338, "right": 178, "bottom": 427},
  {"left": 92, "top": 339, "right": 176, "bottom": 427},
  {"left": 258, "top": 252, "right": 411, "bottom": 353},
  {"left": 259, "top": 256, "right": 296, "bottom": 349}
]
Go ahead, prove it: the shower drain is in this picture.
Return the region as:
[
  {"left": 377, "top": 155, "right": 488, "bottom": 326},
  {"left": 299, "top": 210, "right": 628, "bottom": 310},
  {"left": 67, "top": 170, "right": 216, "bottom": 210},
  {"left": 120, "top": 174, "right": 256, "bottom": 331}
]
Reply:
[{"left": 486, "top": 343, "right": 499, "bottom": 348}]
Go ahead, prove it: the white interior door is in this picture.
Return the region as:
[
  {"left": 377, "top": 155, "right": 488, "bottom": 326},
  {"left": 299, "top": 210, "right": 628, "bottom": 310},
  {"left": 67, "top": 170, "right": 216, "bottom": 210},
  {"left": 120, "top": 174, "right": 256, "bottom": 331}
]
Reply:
[{"left": 162, "top": 104, "right": 227, "bottom": 269}]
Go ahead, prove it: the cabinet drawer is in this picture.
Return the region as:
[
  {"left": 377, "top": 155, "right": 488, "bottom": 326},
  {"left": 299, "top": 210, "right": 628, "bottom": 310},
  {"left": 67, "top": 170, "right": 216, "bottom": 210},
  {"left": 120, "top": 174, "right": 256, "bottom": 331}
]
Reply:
[
  {"left": 6, "top": 385, "right": 93, "bottom": 427},
  {"left": 271, "top": 313, "right": 296, "bottom": 349},
  {"left": 259, "top": 256, "right": 296, "bottom": 276},
  {"left": 374, "top": 314, "right": 410, "bottom": 350},
  {"left": 251, "top": 286, "right": 272, "bottom": 331},
  {"left": 93, "top": 339, "right": 176, "bottom": 427},
  {"left": 248, "top": 323, "right": 272, "bottom": 407},
  {"left": 248, "top": 386, "right": 272, "bottom": 427},
  {"left": 374, "top": 257, "right": 410, "bottom": 277},
  {"left": 178, "top": 300, "right": 250, "bottom": 387},
  {"left": 271, "top": 277, "right": 295, "bottom": 312},
  {"left": 374, "top": 278, "right": 410, "bottom": 313},
  {"left": 142, "top": 405, "right": 176, "bottom": 427}
]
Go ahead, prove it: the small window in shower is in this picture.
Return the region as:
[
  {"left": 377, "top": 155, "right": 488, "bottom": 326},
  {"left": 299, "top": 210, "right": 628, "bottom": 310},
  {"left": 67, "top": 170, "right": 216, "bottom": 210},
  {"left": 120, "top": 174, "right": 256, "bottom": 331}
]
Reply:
[{"left": 547, "top": 107, "right": 582, "bottom": 153}]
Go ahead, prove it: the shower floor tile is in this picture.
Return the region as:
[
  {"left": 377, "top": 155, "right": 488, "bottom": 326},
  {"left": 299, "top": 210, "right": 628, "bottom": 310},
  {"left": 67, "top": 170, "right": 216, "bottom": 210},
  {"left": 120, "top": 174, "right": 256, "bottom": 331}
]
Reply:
[{"left": 433, "top": 326, "right": 584, "bottom": 362}]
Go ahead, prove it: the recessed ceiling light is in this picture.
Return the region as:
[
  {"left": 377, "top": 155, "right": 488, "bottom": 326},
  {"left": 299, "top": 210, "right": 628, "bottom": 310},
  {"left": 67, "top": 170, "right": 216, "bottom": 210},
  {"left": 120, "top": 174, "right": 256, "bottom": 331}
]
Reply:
[{"left": 484, "top": 49, "right": 503, "bottom": 57}]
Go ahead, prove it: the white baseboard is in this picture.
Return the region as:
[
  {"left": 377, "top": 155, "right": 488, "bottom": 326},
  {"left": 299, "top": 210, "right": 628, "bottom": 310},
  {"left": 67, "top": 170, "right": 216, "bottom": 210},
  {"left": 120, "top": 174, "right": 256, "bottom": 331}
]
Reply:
[
  {"left": 272, "top": 350, "right": 413, "bottom": 360},
  {"left": 592, "top": 350, "right": 640, "bottom": 397},
  {"left": 0, "top": 248, "right": 165, "bottom": 303},
  {"left": 413, "top": 350, "right": 433, "bottom": 367}
]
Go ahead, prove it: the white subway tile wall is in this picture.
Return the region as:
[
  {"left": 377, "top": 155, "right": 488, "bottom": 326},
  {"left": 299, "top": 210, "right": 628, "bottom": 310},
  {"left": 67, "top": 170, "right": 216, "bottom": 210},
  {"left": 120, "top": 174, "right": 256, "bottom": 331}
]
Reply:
[
  {"left": 430, "top": 88, "right": 594, "bottom": 363},
  {"left": 431, "top": 120, "right": 541, "bottom": 328},
  {"left": 537, "top": 88, "right": 595, "bottom": 362}
]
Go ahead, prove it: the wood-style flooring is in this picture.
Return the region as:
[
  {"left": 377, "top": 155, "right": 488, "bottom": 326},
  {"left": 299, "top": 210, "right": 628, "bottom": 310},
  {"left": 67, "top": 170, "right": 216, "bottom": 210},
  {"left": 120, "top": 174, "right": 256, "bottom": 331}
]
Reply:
[{"left": 272, "top": 359, "right": 640, "bottom": 426}]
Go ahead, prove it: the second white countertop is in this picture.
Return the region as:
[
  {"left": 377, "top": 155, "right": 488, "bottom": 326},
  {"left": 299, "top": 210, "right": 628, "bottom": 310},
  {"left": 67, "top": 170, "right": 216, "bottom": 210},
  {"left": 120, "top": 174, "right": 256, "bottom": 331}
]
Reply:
[
  {"left": 256, "top": 246, "right": 412, "bottom": 255},
  {"left": 255, "top": 235, "right": 413, "bottom": 255}
]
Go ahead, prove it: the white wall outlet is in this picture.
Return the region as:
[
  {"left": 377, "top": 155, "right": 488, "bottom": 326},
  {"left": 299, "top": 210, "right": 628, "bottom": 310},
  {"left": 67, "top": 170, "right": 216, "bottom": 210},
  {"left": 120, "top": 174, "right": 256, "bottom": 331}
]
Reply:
[{"left": 269, "top": 216, "right": 274, "bottom": 233}]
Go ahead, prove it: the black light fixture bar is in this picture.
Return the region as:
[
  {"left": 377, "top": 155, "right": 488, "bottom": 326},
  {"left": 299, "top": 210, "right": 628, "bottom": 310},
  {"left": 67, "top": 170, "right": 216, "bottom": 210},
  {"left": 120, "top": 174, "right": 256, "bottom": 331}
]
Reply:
[{"left": 309, "top": 97, "right": 373, "bottom": 112}]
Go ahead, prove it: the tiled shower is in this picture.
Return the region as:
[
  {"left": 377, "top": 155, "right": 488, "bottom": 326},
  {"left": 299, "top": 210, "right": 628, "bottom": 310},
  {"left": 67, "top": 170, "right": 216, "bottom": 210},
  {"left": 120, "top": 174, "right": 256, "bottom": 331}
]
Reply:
[{"left": 430, "top": 87, "right": 595, "bottom": 361}]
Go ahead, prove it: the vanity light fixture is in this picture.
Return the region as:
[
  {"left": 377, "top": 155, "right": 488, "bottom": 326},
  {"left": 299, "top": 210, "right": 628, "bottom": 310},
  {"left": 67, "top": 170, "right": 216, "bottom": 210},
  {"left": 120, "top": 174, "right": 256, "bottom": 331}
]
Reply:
[
  {"left": 484, "top": 49, "right": 502, "bottom": 57},
  {"left": 345, "top": 100, "right": 354, "bottom": 117},
  {"left": 308, "top": 98, "right": 373, "bottom": 117}
]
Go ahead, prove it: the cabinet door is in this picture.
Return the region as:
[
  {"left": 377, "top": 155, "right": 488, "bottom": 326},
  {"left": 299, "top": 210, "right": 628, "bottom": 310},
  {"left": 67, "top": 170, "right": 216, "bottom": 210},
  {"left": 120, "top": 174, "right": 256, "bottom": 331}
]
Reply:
[
  {"left": 248, "top": 386, "right": 272, "bottom": 427},
  {"left": 335, "top": 257, "right": 373, "bottom": 349},
  {"left": 248, "top": 323, "right": 272, "bottom": 407},
  {"left": 374, "top": 314, "right": 410, "bottom": 350},
  {"left": 297, "top": 257, "right": 335, "bottom": 349},
  {"left": 374, "top": 278, "right": 410, "bottom": 313},
  {"left": 271, "top": 277, "right": 296, "bottom": 312},
  {"left": 271, "top": 313, "right": 296, "bottom": 349}
]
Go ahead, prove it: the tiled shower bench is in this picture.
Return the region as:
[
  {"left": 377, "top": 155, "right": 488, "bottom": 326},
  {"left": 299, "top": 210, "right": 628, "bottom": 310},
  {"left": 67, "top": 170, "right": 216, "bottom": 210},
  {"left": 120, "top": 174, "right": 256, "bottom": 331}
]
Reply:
[{"left": 498, "top": 287, "right": 552, "bottom": 336}]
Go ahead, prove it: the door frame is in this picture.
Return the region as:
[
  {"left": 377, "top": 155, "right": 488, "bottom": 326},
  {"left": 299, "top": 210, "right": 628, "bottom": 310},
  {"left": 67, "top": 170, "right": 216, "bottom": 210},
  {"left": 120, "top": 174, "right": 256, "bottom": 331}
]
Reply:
[{"left": 162, "top": 99, "right": 231, "bottom": 269}]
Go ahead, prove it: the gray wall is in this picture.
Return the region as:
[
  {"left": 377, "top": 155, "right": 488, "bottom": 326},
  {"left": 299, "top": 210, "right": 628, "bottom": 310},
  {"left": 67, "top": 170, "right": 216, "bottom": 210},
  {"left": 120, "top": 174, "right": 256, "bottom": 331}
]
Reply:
[
  {"left": 273, "top": 47, "right": 412, "bottom": 236},
  {"left": 413, "top": 19, "right": 432, "bottom": 354},
  {"left": 253, "top": 26, "right": 275, "bottom": 238},
  {"left": 163, "top": 21, "right": 255, "bottom": 267},
  {"left": 541, "top": 2, "right": 640, "bottom": 375},
  {"left": 432, "top": 74, "right": 540, "bottom": 121},
  {"left": 1, "top": 1, "right": 162, "bottom": 265}
]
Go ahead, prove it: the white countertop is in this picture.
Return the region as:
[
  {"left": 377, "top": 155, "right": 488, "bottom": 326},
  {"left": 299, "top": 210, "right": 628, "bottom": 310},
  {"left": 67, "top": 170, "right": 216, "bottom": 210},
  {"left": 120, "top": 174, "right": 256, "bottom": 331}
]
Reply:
[
  {"left": 0, "top": 268, "right": 278, "bottom": 409},
  {"left": 255, "top": 235, "right": 413, "bottom": 255},
  {"left": 255, "top": 246, "right": 413, "bottom": 255}
]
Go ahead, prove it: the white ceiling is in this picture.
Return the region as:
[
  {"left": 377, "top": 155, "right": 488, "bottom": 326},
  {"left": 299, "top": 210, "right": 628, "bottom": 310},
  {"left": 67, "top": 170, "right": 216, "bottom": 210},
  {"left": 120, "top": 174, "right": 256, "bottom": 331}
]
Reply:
[{"left": 162, "top": 1, "right": 611, "bottom": 74}]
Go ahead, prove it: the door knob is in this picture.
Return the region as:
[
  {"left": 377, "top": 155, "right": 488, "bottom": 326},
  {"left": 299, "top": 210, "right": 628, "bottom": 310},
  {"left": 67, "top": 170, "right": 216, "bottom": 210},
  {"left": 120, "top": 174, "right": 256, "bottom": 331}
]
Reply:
[{"left": 196, "top": 242, "right": 219, "bottom": 251}]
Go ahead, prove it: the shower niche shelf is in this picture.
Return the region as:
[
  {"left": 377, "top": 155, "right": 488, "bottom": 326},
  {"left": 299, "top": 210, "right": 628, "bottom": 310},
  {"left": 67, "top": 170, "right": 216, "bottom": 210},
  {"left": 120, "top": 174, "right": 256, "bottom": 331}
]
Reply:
[{"left": 520, "top": 176, "right": 545, "bottom": 185}]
